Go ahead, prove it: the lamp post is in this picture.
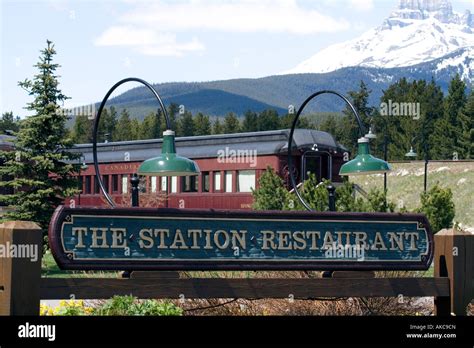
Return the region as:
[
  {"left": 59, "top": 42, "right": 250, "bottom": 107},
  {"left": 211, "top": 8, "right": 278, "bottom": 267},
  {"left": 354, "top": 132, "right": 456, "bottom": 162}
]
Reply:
[
  {"left": 92, "top": 77, "right": 200, "bottom": 208},
  {"left": 77, "top": 155, "right": 88, "bottom": 206},
  {"left": 287, "top": 90, "right": 390, "bottom": 212},
  {"left": 405, "top": 135, "right": 429, "bottom": 192}
]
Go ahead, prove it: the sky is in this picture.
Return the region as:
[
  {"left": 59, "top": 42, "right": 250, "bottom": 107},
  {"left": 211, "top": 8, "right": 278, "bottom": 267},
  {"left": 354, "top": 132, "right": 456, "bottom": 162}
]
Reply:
[{"left": 1, "top": 0, "right": 473, "bottom": 116}]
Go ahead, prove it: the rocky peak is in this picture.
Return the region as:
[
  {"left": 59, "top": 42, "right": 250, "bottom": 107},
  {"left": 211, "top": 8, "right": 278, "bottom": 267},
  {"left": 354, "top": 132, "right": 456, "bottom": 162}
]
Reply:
[{"left": 386, "top": 0, "right": 473, "bottom": 28}]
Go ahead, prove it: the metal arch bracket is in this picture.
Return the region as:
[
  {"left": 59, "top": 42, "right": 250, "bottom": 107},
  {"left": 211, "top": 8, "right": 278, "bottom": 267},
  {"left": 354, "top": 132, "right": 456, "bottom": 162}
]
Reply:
[
  {"left": 92, "top": 77, "right": 171, "bottom": 207},
  {"left": 287, "top": 90, "right": 366, "bottom": 211}
]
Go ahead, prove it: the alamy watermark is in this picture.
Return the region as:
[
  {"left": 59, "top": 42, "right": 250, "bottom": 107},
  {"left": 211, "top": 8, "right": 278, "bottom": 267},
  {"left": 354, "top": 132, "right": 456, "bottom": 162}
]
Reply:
[
  {"left": 217, "top": 147, "right": 257, "bottom": 167},
  {"left": 0, "top": 242, "right": 39, "bottom": 262},
  {"left": 324, "top": 243, "right": 365, "bottom": 261},
  {"left": 58, "top": 104, "right": 96, "bottom": 120},
  {"left": 380, "top": 100, "right": 420, "bottom": 120}
]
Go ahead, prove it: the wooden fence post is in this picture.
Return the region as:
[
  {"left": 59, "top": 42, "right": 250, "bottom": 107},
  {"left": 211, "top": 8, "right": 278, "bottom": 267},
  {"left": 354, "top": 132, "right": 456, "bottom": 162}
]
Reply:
[
  {"left": 0, "top": 221, "right": 43, "bottom": 315},
  {"left": 434, "top": 228, "right": 474, "bottom": 316}
]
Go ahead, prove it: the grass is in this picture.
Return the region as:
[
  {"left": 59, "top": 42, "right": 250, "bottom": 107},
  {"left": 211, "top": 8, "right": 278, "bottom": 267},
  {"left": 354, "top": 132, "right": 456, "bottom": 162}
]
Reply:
[
  {"left": 350, "top": 161, "right": 474, "bottom": 228},
  {"left": 42, "top": 250, "right": 120, "bottom": 278}
]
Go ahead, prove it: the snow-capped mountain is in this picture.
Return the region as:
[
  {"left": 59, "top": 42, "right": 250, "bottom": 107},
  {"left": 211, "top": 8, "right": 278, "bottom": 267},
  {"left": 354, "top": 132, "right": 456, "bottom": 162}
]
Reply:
[{"left": 284, "top": 0, "right": 474, "bottom": 78}]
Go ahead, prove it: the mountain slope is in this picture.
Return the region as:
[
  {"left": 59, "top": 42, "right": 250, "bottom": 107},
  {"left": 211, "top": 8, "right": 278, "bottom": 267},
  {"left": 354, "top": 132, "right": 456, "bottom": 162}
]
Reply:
[{"left": 103, "top": 55, "right": 470, "bottom": 119}]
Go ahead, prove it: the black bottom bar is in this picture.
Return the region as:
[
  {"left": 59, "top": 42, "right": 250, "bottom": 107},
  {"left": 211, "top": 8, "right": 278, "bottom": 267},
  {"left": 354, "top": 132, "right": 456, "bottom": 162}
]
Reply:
[{"left": 0, "top": 316, "right": 472, "bottom": 346}]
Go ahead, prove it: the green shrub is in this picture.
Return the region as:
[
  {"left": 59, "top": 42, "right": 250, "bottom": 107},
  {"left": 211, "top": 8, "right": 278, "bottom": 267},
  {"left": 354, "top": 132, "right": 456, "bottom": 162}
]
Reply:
[
  {"left": 94, "top": 295, "right": 183, "bottom": 316},
  {"left": 252, "top": 166, "right": 291, "bottom": 210},
  {"left": 420, "top": 183, "right": 455, "bottom": 232}
]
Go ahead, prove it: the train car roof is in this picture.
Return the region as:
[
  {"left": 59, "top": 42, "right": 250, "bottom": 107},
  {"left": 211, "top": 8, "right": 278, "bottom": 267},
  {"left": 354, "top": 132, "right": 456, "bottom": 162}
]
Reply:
[
  {"left": 0, "top": 134, "right": 15, "bottom": 150},
  {"left": 73, "top": 129, "right": 348, "bottom": 164}
]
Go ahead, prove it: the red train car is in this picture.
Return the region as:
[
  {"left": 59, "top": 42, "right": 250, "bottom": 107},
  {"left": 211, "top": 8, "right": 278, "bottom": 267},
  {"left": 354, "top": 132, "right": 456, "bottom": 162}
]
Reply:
[{"left": 70, "top": 129, "right": 348, "bottom": 209}]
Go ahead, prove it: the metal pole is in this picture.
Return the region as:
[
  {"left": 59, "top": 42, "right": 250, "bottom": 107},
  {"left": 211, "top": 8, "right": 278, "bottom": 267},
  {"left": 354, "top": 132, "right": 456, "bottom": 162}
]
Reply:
[
  {"left": 287, "top": 90, "right": 366, "bottom": 211},
  {"left": 131, "top": 173, "right": 140, "bottom": 207},
  {"left": 92, "top": 77, "right": 171, "bottom": 208},
  {"left": 383, "top": 129, "right": 388, "bottom": 194},
  {"left": 327, "top": 185, "right": 336, "bottom": 212},
  {"left": 424, "top": 143, "right": 428, "bottom": 193}
]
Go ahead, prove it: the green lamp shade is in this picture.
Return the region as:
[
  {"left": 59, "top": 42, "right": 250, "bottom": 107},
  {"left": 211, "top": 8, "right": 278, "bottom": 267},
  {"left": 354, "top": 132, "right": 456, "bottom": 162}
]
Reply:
[
  {"left": 339, "top": 138, "right": 391, "bottom": 176},
  {"left": 405, "top": 147, "right": 417, "bottom": 158},
  {"left": 138, "top": 130, "right": 200, "bottom": 176}
]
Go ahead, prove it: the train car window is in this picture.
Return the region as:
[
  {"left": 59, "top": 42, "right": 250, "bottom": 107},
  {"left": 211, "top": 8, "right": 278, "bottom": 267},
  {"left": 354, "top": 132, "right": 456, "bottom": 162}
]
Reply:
[
  {"left": 214, "top": 172, "right": 221, "bottom": 191},
  {"left": 171, "top": 176, "right": 177, "bottom": 193},
  {"left": 85, "top": 176, "right": 91, "bottom": 194},
  {"left": 202, "top": 172, "right": 210, "bottom": 192},
  {"left": 139, "top": 175, "right": 147, "bottom": 193},
  {"left": 161, "top": 177, "right": 167, "bottom": 192},
  {"left": 150, "top": 176, "right": 157, "bottom": 193},
  {"left": 237, "top": 170, "right": 255, "bottom": 193},
  {"left": 94, "top": 176, "right": 100, "bottom": 194},
  {"left": 122, "top": 175, "right": 128, "bottom": 194},
  {"left": 181, "top": 176, "right": 198, "bottom": 193},
  {"left": 112, "top": 174, "right": 119, "bottom": 193},
  {"left": 78, "top": 176, "right": 83, "bottom": 193},
  {"left": 302, "top": 152, "right": 331, "bottom": 183},
  {"left": 102, "top": 175, "right": 109, "bottom": 193},
  {"left": 225, "top": 171, "right": 233, "bottom": 193}
]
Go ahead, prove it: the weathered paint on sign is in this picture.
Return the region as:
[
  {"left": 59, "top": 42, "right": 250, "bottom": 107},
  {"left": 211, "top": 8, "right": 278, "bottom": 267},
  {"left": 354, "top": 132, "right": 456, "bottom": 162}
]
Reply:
[{"left": 49, "top": 206, "right": 434, "bottom": 270}]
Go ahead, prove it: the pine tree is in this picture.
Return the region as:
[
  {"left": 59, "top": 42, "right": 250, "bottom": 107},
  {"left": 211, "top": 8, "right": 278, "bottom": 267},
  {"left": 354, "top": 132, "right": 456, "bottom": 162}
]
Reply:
[
  {"left": 164, "top": 103, "right": 179, "bottom": 133},
  {"left": 177, "top": 111, "right": 194, "bottom": 136},
  {"left": 223, "top": 112, "right": 240, "bottom": 133},
  {"left": 279, "top": 113, "right": 311, "bottom": 130},
  {"left": 98, "top": 106, "right": 118, "bottom": 142},
  {"left": 443, "top": 74, "right": 467, "bottom": 157},
  {"left": 257, "top": 109, "right": 280, "bottom": 131},
  {"left": 252, "top": 166, "right": 289, "bottom": 210},
  {"left": 0, "top": 40, "right": 80, "bottom": 231},
  {"left": 458, "top": 91, "right": 474, "bottom": 159},
  {"left": 130, "top": 118, "right": 141, "bottom": 140},
  {"left": 420, "top": 79, "right": 444, "bottom": 160},
  {"left": 341, "top": 81, "right": 374, "bottom": 155},
  {"left": 212, "top": 118, "right": 224, "bottom": 134},
  {"left": 193, "top": 112, "right": 211, "bottom": 136},
  {"left": 241, "top": 110, "right": 258, "bottom": 132},
  {"left": 0, "top": 112, "right": 21, "bottom": 133},
  {"left": 140, "top": 111, "right": 161, "bottom": 139},
  {"left": 71, "top": 115, "right": 93, "bottom": 143},
  {"left": 113, "top": 109, "right": 133, "bottom": 141}
]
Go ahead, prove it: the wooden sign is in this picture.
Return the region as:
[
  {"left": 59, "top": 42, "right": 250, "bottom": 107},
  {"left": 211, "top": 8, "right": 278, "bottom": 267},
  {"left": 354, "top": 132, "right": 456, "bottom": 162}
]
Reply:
[{"left": 49, "top": 206, "right": 434, "bottom": 270}]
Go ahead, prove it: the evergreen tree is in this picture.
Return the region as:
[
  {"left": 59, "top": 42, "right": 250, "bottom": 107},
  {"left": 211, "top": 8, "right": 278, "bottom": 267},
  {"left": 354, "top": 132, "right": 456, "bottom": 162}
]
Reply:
[
  {"left": 373, "top": 78, "right": 413, "bottom": 160},
  {"left": 252, "top": 166, "right": 289, "bottom": 210},
  {"left": 437, "top": 74, "right": 467, "bottom": 158},
  {"left": 113, "top": 109, "right": 133, "bottom": 141},
  {"left": 420, "top": 79, "right": 444, "bottom": 160},
  {"left": 0, "top": 112, "right": 21, "bottom": 133},
  {"left": 193, "top": 112, "right": 211, "bottom": 135},
  {"left": 140, "top": 111, "right": 161, "bottom": 139},
  {"left": 257, "top": 109, "right": 280, "bottom": 131},
  {"left": 0, "top": 40, "right": 80, "bottom": 231},
  {"left": 319, "top": 115, "right": 339, "bottom": 139},
  {"left": 212, "top": 118, "right": 224, "bottom": 134},
  {"left": 98, "top": 106, "right": 118, "bottom": 142},
  {"left": 71, "top": 115, "right": 92, "bottom": 143},
  {"left": 341, "top": 81, "right": 374, "bottom": 155},
  {"left": 241, "top": 110, "right": 258, "bottom": 132},
  {"left": 458, "top": 91, "right": 474, "bottom": 159},
  {"left": 223, "top": 112, "right": 240, "bottom": 133},
  {"left": 279, "top": 113, "right": 312, "bottom": 130},
  {"left": 177, "top": 111, "right": 194, "bottom": 136},
  {"left": 164, "top": 103, "right": 179, "bottom": 134},
  {"left": 130, "top": 118, "right": 141, "bottom": 140}
]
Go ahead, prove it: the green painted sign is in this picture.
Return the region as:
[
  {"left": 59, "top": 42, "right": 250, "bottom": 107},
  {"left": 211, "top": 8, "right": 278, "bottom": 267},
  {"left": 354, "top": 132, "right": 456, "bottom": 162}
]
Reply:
[{"left": 49, "top": 206, "right": 434, "bottom": 270}]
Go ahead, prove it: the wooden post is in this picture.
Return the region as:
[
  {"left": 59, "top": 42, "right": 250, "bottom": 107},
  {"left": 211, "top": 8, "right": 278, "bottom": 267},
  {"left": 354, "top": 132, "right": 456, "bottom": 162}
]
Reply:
[
  {"left": 0, "top": 221, "right": 43, "bottom": 315},
  {"left": 434, "top": 228, "right": 474, "bottom": 316}
]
